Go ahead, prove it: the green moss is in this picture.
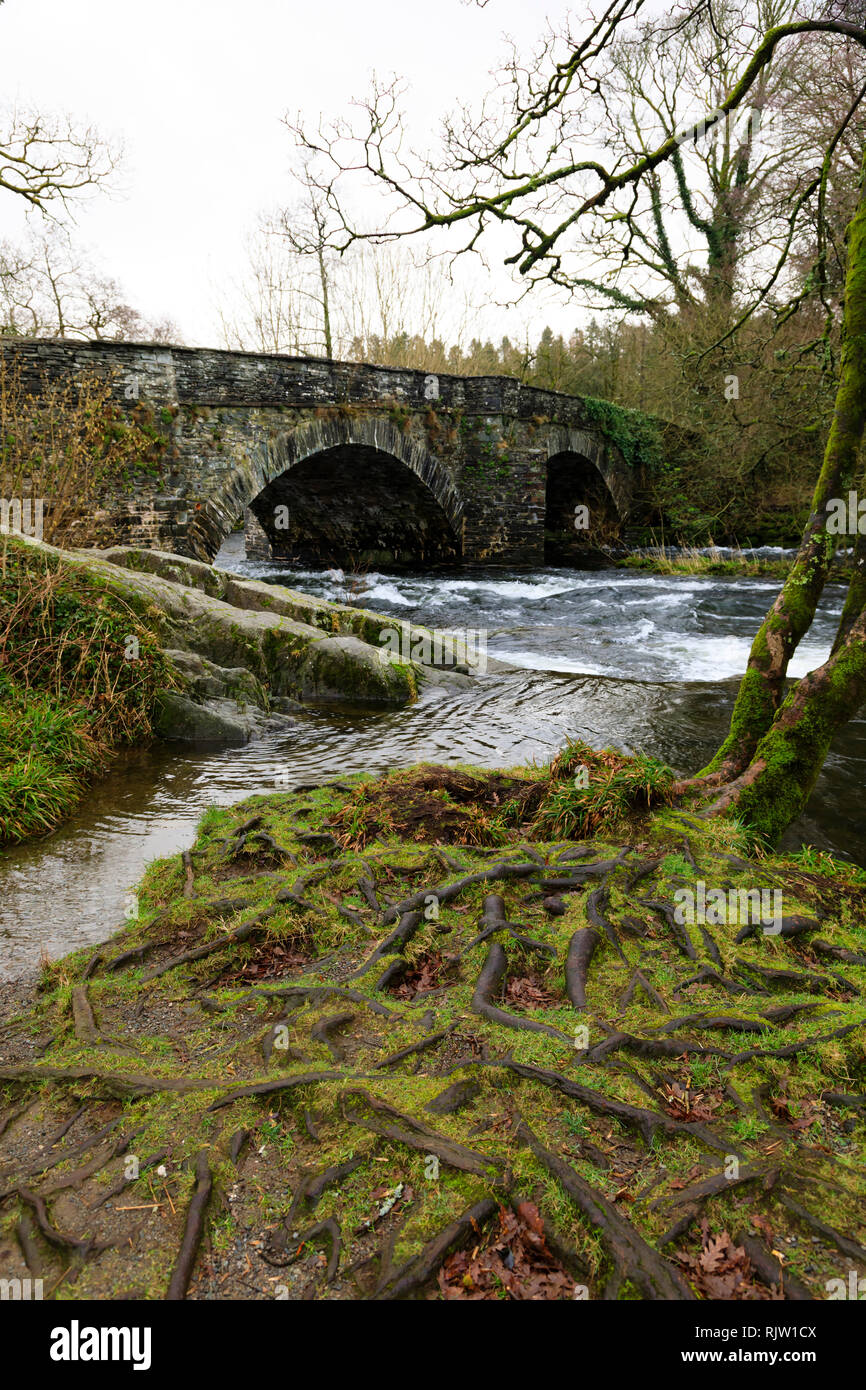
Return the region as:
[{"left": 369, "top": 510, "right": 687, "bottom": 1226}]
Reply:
[{"left": 581, "top": 396, "right": 664, "bottom": 473}]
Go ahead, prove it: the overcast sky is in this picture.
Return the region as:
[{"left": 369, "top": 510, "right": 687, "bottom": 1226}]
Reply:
[{"left": 2, "top": 0, "right": 569, "bottom": 347}]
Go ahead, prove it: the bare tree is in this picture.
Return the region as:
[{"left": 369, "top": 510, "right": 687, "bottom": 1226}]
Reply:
[
  {"left": 266, "top": 161, "right": 348, "bottom": 357},
  {"left": 290, "top": 2, "right": 866, "bottom": 846},
  {"left": 586, "top": 0, "right": 837, "bottom": 318},
  {"left": 0, "top": 106, "right": 116, "bottom": 217},
  {"left": 336, "top": 241, "right": 475, "bottom": 363},
  {"left": 216, "top": 226, "right": 307, "bottom": 354},
  {"left": 223, "top": 181, "right": 476, "bottom": 363},
  {"left": 0, "top": 224, "right": 180, "bottom": 342}
]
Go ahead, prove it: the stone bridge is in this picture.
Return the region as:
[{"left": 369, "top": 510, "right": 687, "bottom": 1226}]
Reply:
[{"left": 6, "top": 339, "right": 666, "bottom": 568}]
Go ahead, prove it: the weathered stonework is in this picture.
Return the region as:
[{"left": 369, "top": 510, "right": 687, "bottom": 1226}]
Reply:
[{"left": 5, "top": 338, "right": 654, "bottom": 567}]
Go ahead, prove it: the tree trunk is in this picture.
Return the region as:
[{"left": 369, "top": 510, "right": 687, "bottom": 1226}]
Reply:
[
  {"left": 706, "top": 600, "right": 866, "bottom": 843},
  {"left": 686, "top": 143, "right": 866, "bottom": 794},
  {"left": 318, "top": 245, "right": 333, "bottom": 359}
]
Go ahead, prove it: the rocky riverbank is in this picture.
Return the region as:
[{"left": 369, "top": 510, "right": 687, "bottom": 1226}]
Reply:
[
  {"left": 1, "top": 755, "right": 864, "bottom": 1301},
  {"left": 0, "top": 535, "right": 486, "bottom": 844}
]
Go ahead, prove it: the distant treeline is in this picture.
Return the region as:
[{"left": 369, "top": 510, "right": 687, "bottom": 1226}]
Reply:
[{"left": 345, "top": 310, "right": 836, "bottom": 548}]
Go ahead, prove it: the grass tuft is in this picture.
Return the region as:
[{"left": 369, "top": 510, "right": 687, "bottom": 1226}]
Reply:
[{"left": 0, "top": 536, "right": 175, "bottom": 843}]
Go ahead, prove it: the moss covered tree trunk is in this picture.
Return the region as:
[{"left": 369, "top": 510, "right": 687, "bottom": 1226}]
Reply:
[
  {"left": 674, "top": 146, "right": 866, "bottom": 826},
  {"left": 706, "top": 599, "right": 866, "bottom": 841},
  {"left": 684, "top": 144, "right": 866, "bottom": 796}
]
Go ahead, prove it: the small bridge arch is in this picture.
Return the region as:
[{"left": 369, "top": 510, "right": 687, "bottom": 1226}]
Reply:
[
  {"left": 543, "top": 428, "right": 632, "bottom": 563},
  {"left": 190, "top": 415, "right": 465, "bottom": 566}
]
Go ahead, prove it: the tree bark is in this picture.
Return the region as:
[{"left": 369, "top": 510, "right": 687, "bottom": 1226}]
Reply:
[{"left": 706, "top": 600, "right": 866, "bottom": 843}]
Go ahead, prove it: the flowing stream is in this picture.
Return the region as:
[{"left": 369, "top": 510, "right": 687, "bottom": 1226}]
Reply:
[{"left": 1, "top": 533, "right": 862, "bottom": 979}]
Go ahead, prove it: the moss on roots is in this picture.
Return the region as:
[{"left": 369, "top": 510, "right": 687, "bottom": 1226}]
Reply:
[{"left": 1, "top": 762, "right": 864, "bottom": 1301}]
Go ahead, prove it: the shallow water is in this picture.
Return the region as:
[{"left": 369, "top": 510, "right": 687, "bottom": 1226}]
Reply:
[{"left": 1, "top": 536, "right": 862, "bottom": 979}]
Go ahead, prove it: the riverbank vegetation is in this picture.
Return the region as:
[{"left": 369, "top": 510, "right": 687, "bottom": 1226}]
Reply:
[
  {"left": 614, "top": 543, "right": 857, "bottom": 583},
  {"left": 0, "top": 531, "right": 445, "bottom": 847},
  {"left": 615, "top": 544, "right": 794, "bottom": 579},
  {"left": 1, "top": 767, "right": 864, "bottom": 1300},
  {"left": 0, "top": 352, "right": 171, "bottom": 550},
  {"left": 0, "top": 536, "right": 172, "bottom": 842}
]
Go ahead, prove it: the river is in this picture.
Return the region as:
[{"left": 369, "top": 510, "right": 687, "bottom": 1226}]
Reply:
[{"left": 1, "top": 535, "right": 862, "bottom": 979}]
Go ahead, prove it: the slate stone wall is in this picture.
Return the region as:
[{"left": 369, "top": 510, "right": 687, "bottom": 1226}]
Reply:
[{"left": 3, "top": 338, "right": 640, "bottom": 566}]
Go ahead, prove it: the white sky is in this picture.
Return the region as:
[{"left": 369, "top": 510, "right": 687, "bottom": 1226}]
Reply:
[{"left": 2, "top": 0, "right": 571, "bottom": 347}]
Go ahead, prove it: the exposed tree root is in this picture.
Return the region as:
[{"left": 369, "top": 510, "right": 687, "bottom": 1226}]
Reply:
[
  {"left": 674, "top": 967, "right": 756, "bottom": 996},
  {"left": 4, "top": 775, "right": 864, "bottom": 1301},
  {"left": 565, "top": 927, "right": 600, "bottom": 1009},
  {"left": 472, "top": 942, "right": 571, "bottom": 1041},
  {"left": 425, "top": 1080, "right": 481, "bottom": 1115},
  {"left": 491, "top": 1059, "right": 731, "bottom": 1153},
  {"left": 208, "top": 1070, "right": 346, "bottom": 1112},
  {"left": 17, "top": 1185, "right": 112, "bottom": 1256},
  {"left": 516, "top": 1118, "right": 695, "bottom": 1300},
  {"left": 637, "top": 899, "right": 698, "bottom": 960},
  {"left": 15, "top": 1211, "right": 42, "bottom": 1275},
  {"left": 256, "top": 983, "right": 397, "bottom": 1016},
  {"left": 585, "top": 1031, "right": 733, "bottom": 1063},
  {"left": 455, "top": 894, "right": 556, "bottom": 963},
  {"left": 585, "top": 886, "right": 628, "bottom": 961},
  {"left": 310, "top": 1012, "right": 356, "bottom": 1063},
  {"left": 383, "top": 861, "right": 541, "bottom": 924},
  {"left": 40, "top": 1127, "right": 140, "bottom": 1197},
  {"left": 734, "top": 1231, "right": 814, "bottom": 1301},
  {"left": 346, "top": 909, "right": 423, "bottom": 979},
  {"left": 288, "top": 1217, "right": 342, "bottom": 1282},
  {"left": 734, "top": 915, "right": 823, "bottom": 944},
  {"left": 821, "top": 1091, "right": 866, "bottom": 1114},
  {"left": 653, "top": 1166, "right": 775, "bottom": 1211},
  {"left": 723, "top": 1022, "right": 861, "bottom": 1067},
  {"left": 617, "top": 968, "right": 670, "bottom": 1014},
  {"left": 340, "top": 1088, "right": 504, "bottom": 1177},
  {"left": 812, "top": 940, "right": 866, "bottom": 966},
  {"left": 374, "top": 1198, "right": 498, "bottom": 1299},
  {"left": 779, "top": 1194, "right": 866, "bottom": 1264},
  {"left": 166, "top": 1151, "right": 212, "bottom": 1300},
  {"left": 288, "top": 1158, "right": 365, "bottom": 1227},
  {"left": 90, "top": 1148, "right": 169, "bottom": 1209},
  {"left": 372, "top": 1026, "right": 456, "bottom": 1070},
  {"left": 0, "top": 1065, "right": 218, "bottom": 1098},
  {"left": 733, "top": 958, "right": 850, "bottom": 995},
  {"left": 141, "top": 908, "right": 278, "bottom": 982},
  {"left": 651, "top": 1013, "right": 766, "bottom": 1035},
  {"left": 70, "top": 987, "right": 99, "bottom": 1044}
]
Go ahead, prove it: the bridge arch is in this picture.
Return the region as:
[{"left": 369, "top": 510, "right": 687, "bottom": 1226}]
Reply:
[
  {"left": 543, "top": 428, "right": 631, "bottom": 564},
  {"left": 190, "top": 416, "right": 464, "bottom": 566}
]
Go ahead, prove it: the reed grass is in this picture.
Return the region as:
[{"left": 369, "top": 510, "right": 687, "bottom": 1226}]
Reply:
[{"left": 0, "top": 537, "right": 173, "bottom": 844}]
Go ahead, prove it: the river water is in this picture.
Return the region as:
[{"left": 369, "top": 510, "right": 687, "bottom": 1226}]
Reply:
[{"left": 1, "top": 535, "right": 862, "bottom": 979}]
